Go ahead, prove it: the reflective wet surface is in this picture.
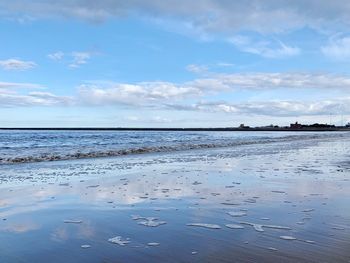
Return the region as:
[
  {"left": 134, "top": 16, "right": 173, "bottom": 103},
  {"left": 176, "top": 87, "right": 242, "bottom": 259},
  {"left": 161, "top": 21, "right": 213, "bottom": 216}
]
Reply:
[{"left": 0, "top": 135, "right": 350, "bottom": 262}]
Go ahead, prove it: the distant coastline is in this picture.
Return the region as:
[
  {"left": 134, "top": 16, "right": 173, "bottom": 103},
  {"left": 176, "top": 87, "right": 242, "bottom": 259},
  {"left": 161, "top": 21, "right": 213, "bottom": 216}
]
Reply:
[{"left": 0, "top": 127, "right": 349, "bottom": 132}]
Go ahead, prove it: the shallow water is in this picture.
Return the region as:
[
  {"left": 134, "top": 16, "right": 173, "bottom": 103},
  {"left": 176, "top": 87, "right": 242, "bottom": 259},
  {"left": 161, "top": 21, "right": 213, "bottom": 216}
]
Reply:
[
  {"left": 0, "top": 130, "right": 345, "bottom": 164},
  {"left": 0, "top": 132, "right": 350, "bottom": 262}
]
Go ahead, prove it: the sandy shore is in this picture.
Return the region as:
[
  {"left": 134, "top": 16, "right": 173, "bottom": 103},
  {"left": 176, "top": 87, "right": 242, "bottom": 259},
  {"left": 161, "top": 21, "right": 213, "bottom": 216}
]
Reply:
[{"left": 0, "top": 136, "right": 350, "bottom": 262}]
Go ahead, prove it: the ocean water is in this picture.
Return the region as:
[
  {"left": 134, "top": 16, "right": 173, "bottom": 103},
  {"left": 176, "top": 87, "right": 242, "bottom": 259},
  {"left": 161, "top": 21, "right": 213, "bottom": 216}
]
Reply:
[{"left": 0, "top": 130, "right": 345, "bottom": 164}]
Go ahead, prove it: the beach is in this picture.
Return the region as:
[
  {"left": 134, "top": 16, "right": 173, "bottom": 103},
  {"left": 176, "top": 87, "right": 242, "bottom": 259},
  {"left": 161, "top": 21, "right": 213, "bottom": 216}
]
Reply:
[{"left": 0, "top": 131, "right": 349, "bottom": 262}]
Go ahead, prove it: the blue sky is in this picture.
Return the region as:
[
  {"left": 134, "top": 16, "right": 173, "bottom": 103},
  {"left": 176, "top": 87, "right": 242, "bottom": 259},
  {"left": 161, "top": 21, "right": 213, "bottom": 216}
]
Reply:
[{"left": 1, "top": 1, "right": 350, "bottom": 127}]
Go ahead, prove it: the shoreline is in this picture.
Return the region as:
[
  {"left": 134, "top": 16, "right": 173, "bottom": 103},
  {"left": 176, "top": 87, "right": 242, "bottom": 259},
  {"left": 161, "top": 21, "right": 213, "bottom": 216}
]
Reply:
[{"left": 0, "top": 132, "right": 346, "bottom": 166}]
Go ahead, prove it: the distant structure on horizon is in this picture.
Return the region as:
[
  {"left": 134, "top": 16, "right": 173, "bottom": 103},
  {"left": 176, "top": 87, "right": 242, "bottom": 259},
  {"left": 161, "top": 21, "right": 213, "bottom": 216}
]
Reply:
[
  {"left": 290, "top": 122, "right": 335, "bottom": 129},
  {"left": 239, "top": 124, "right": 250, "bottom": 129}
]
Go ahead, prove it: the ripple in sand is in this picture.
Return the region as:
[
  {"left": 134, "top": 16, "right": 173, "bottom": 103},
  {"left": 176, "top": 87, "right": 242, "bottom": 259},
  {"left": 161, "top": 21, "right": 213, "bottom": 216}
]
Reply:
[
  {"left": 187, "top": 223, "right": 221, "bottom": 229},
  {"left": 302, "top": 209, "right": 315, "bottom": 212},
  {"left": 221, "top": 202, "right": 240, "bottom": 206},
  {"left": 279, "top": 235, "right": 297, "bottom": 240},
  {"left": 271, "top": 190, "right": 286, "bottom": 194},
  {"left": 267, "top": 247, "right": 278, "bottom": 251},
  {"left": 228, "top": 211, "right": 247, "bottom": 217},
  {"left": 147, "top": 242, "right": 160, "bottom": 246},
  {"left": 86, "top": 185, "right": 99, "bottom": 188},
  {"left": 108, "top": 236, "right": 130, "bottom": 246},
  {"left": 63, "top": 219, "right": 82, "bottom": 224},
  {"left": 240, "top": 222, "right": 291, "bottom": 232},
  {"left": 331, "top": 226, "right": 346, "bottom": 230},
  {"left": 225, "top": 224, "right": 245, "bottom": 229},
  {"left": 304, "top": 240, "right": 316, "bottom": 244}
]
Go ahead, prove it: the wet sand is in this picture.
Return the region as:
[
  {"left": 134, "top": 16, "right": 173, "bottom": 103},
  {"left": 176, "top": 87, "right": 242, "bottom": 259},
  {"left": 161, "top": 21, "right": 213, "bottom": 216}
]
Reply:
[{"left": 0, "top": 136, "right": 350, "bottom": 262}]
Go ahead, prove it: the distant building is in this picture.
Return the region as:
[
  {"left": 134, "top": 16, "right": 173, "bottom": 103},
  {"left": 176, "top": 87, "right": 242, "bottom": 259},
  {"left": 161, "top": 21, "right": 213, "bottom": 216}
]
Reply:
[
  {"left": 239, "top": 124, "right": 250, "bottom": 129},
  {"left": 290, "top": 122, "right": 302, "bottom": 129},
  {"left": 309, "top": 123, "right": 335, "bottom": 128},
  {"left": 290, "top": 122, "right": 335, "bottom": 129}
]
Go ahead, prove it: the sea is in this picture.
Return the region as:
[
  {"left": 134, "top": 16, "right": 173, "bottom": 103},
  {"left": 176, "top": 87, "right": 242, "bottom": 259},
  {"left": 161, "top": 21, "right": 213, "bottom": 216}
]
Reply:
[{"left": 0, "top": 130, "right": 345, "bottom": 164}]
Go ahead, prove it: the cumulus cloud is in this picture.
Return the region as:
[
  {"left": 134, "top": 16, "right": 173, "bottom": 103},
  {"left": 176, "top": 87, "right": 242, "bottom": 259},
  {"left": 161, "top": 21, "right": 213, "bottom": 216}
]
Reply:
[
  {"left": 0, "top": 58, "right": 36, "bottom": 70},
  {"left": 47, "top": 51, "right": 64, "bottom": 61},
  {"left": 78, "top": 81, "right": 203, "bottom": 106},
  {"left": 1, "top": 1, "right": 350, "bottom": 34},
  {"left": 166, "top": 99, "right": 349, "bottom": 117},
  {"left": 69, "top": 52, "right": 91, "bottom": 68},
  {"left": 321, "top": 36, "right": 350, "bottom": 60},
  {"left": 47, "top": 51, "right": 92, "bottom": 68},
  {"left": 0, "top": 81, "right": 72, "bottom": 107},
  {"left": 186, "top": 64, "right": 208, "bottom": 73},
  {"left": 1, "top": 72, "right": 350, "bottom": 118},
  {"left": 0, "top": 91, "right": 73, "bottom": 107},
  {"left": 229, "top": 35, "right": 300, "bottom": 58},
  {"left": 0, "top": 0, "right": 350, "bottom": 32},
  {"left": 0, "top": 81, "right": 42, "bottom": 89},
  {"left": 75, "top": 72, "right": 350, "bottom": 119}
]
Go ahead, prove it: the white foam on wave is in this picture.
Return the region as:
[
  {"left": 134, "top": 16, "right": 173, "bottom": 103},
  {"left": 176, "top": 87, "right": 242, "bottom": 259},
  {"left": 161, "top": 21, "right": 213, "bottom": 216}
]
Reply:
[
  {"left": 132, "top": 215, "right": 166, "bottom": 227},
  {"left": 228, "top": 211, "right": 247, "bottom": 217},
  {"left": 81, "top": 245, "right": 91, "bottom": 249},
  {"left": 108, "top": 236, "right": 130, "bottom": 246}
]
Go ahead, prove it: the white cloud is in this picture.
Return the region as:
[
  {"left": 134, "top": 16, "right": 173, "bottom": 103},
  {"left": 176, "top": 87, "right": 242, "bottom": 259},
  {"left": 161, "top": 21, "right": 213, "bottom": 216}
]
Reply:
[
  {"left": 78, "top": 81, "right": 203, "bottom": 106},
  {"left": 0, "top": 81, "right": 42, "bottom": 89},
  {"left": 1, "top": 72, "right": 350, "bottom": 119},
  {"left": 48, "top": 51, "right": 64, "bottom": 61},
  {"left": 186, "top": 64, "right": 208, "bottom": 73},
  {"left": 216, "top": 62, "right": 234, "bottom": 67},
  {"left": 0, "top": 91, "right": 73, "bottom": 107},
  {"left": 2, "top": 1, "right": 350, "bottom": 34},
  {"left": 69, "top": 52, "right": 91, "bottom": 68},
  {"left": 166, "top": 99, "right": 350, "bottom": 117},
  {"left": 229, "top": 35, "right": 300, "bottom": 58},
  {"left": 75, "top": 72, "right": 350, "bottom": 120},
  {"left": 0, "top": 58, "right": 36, "bottom": 70},
  {"left": 47, "top": 51, "right": 92, "bottom": 68},
  {"left": 321, "top": 36, "right": 350, "bottom": 60},
  {"left": 0, "top": 81, "right": 72, "bottom": 107}
]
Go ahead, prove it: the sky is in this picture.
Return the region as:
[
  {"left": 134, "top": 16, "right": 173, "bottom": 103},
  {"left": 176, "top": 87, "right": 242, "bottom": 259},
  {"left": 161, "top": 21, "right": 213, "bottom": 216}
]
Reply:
[{"left": 1, "top": 0, "right": 350, "bottom": 127}]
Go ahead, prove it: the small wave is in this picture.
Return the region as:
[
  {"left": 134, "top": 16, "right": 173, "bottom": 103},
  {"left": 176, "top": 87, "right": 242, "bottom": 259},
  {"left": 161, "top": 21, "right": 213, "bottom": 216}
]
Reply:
[{"left": 0, "top": 133, "right": 345, "bottom": 165}]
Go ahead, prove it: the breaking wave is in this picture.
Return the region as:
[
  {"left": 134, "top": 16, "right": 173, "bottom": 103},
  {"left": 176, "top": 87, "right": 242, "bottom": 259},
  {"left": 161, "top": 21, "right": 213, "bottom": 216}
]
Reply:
[{"left": 0, "top": 132, "right": 345, "bottom": 164}]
